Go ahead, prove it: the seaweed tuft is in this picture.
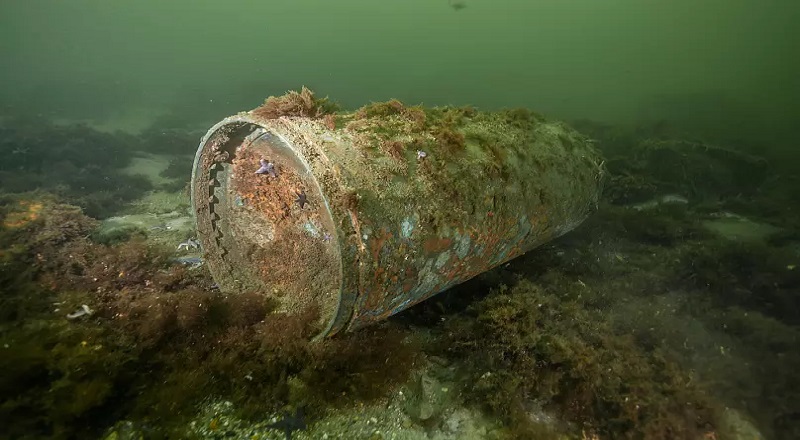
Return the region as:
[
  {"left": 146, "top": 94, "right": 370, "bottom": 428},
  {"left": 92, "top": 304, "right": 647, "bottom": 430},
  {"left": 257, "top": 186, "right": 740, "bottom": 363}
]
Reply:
[
  {"left": 252, "top": 87, "right": 338, "bottom": 119},
  {"left": 441, "top": 279, "right": 721, "bottom": 439}
]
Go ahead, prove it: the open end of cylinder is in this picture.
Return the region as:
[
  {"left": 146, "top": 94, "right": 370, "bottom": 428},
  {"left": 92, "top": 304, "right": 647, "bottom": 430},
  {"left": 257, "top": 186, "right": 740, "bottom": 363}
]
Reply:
[{"left": 191, "top": 121, "right": 342, "bottom": 333}]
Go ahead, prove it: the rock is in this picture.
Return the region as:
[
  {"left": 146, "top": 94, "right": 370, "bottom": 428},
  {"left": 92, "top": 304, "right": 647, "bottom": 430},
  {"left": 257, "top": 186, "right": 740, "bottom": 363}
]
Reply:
[
  {"left": 719, "top": 407, "right": 765, "bottom": 440},
  {"left": 403, "top": 371, "right": 453, "bottom": 424},
  {"left": 630, "top": 193, "right": 689, "bottom": 211},
  {"left": 701, "top": 212, "right": 781, "bottom": 243},
  {"left": 94, "top": 211, "right": 195, "bottom": 247}
]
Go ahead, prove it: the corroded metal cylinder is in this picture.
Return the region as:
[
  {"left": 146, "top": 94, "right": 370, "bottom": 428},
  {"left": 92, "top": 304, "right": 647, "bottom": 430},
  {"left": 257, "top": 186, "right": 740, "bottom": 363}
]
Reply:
[{"left": 191, "top": 96, "right": 604, "bottom": 337}]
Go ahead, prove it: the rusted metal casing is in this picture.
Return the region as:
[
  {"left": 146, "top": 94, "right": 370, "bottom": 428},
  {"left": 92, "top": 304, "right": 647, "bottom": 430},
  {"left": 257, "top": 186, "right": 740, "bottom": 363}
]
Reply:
[{"left": 191, "top": 97, "right": 604, "bottom": 338}]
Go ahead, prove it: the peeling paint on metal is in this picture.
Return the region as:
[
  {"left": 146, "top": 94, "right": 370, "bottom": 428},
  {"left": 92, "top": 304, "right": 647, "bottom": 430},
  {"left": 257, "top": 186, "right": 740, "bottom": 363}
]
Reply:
[
  {"left": 303, "top": 221, "right": 321, "bottom": 238},
  {"left": 454, "top": 232, "right": 471, "bottom": 260},
  {"left": 401, "top": 216, "right": 416, "bottom": 239},
  {"left": 435, "top": 251, "right": 451, "bottom": 270}
]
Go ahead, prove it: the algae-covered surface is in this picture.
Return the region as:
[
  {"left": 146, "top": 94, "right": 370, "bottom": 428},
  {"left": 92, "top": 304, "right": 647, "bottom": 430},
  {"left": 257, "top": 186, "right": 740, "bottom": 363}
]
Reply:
[
  {"left": 196, "top": 91, "right": 603, "bottom": 336},
  {"left": 1, "top": 92, "right": 798, "bottom": 440}
]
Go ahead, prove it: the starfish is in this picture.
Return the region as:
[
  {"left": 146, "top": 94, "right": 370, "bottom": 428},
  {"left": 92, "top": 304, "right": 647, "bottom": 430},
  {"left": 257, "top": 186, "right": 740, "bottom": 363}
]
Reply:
[
  {"left": 255, "top": 159, "right": 277, "bottom": 178},
  {"left": 295, "top": 190, "right": 307, "bottom": 209}
]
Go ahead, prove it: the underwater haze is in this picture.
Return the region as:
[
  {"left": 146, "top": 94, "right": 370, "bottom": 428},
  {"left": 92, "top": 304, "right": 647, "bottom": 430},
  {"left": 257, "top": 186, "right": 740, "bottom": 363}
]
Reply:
[
  {"left": 2, "top": 1, "right": 800, "bottom": 440},
  {"left": 1, "top": 0, "right": 798, "bottom": 143}
]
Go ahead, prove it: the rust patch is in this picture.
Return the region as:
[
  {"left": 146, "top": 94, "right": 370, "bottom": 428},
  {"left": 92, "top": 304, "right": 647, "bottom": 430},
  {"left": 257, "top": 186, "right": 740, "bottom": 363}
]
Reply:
[
  {"left": 230, "top": 147, "right": 308, "bottom": 230},
  {"left": 370, "top": 227, "right": 393, "bottom": 263},
  {"left": 423, "top": 237, "right": 453, "bottom": 253},
  {"left": 401, "top": 267, "right": 417, "bottom": 293}
]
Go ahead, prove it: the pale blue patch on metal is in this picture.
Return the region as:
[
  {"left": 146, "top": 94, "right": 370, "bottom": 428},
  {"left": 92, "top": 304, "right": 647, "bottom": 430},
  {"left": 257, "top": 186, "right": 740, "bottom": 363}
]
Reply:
[
  {"left": 491, "top": 244, "right": 514, "bottom": 266},
  {"left": 407, "top": 259, "right": 442, "bottom": 299},
  {"left": 400, "top": 217, "right": 416, "bottom": 239},
  {"left": 489, "top": 214, "right": 534, "bottom": 266},
  {"left": 435, "top": 251, "right": 451, "bottom": 269},
  {"left": 303, "top": 221, "right": 320, "bottom": 238},
  {"left": 454, "top": 233, "right": 471, "bottom": 259},
  {"left": 391, "top": 298, "right": 414, "bottom": 315}
]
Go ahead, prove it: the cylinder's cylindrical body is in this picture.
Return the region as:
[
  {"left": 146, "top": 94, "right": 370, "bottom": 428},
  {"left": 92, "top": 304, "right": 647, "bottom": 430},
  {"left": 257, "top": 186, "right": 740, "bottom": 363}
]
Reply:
[{"left": 191, "top": 100, "right": 603, "bottom": 338}]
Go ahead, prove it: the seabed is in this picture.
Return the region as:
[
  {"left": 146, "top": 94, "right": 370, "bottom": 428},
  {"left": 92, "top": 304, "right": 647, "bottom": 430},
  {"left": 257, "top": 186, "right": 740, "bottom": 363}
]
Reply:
[{"left": 1, "top": 96, "right": 797, "bottom": 440}]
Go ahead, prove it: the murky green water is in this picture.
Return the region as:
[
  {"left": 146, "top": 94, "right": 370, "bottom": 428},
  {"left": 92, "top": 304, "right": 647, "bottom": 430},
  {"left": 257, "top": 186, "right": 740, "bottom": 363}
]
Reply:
[{"left": 1, "top": 2, "right": 797, "bottom": 439}]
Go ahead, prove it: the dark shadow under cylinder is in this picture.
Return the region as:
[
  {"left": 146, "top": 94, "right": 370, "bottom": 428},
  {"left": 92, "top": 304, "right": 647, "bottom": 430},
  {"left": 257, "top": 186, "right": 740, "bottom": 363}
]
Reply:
[{"left": 191, "top": 96, "right": 605, "bottom": 338}]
